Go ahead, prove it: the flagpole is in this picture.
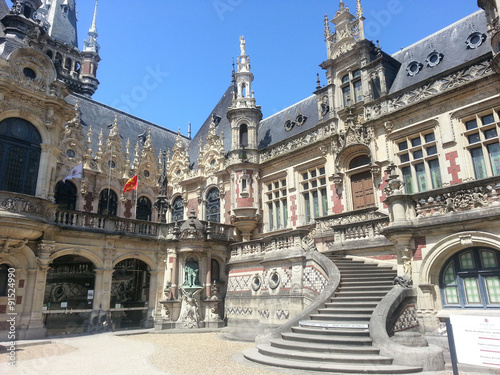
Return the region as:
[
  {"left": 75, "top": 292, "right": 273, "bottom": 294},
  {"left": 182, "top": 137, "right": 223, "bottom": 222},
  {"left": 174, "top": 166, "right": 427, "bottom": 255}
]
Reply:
[
  {"left": 135, "top": 174, "right": 138, "bottom": 219},
  {"left": 106, "top": 146, "right": 113, "bottom": 215}
]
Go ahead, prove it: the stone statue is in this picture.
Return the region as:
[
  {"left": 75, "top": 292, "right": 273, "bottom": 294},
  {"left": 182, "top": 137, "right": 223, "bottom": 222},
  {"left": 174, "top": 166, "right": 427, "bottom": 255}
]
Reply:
[
  {"left": 183, "top": 259, "right": 200, "bottom": 287},
  {"left": 240, "top": 36, "right": 246, "bottom": 56},
  {"left": 178, "top": 288, "right": 201, "bottom": 328}
]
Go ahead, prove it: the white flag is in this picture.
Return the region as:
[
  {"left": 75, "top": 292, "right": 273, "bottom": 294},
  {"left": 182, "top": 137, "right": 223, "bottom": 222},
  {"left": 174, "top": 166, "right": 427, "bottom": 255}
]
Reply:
[{"left": 63, "top": 163, "right": 83, "bottom": 182}]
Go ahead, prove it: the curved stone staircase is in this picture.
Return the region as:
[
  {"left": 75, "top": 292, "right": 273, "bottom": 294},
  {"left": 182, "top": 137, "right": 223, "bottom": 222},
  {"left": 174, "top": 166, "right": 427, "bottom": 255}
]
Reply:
[{"left": 243, "top": 256, "right": 423, "bottom": 373}]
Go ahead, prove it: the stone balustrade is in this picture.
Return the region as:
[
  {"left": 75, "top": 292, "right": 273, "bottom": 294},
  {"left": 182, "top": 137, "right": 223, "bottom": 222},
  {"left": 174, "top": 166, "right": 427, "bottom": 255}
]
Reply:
[{"left": 412, "top": 177, "right": 500, "bottom": 218}]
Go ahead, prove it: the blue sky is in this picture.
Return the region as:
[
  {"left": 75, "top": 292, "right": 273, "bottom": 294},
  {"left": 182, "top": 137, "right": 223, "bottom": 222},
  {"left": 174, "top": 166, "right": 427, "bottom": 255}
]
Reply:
[{"left": 75, "top": 1, "right": 481, "bottom": 138}]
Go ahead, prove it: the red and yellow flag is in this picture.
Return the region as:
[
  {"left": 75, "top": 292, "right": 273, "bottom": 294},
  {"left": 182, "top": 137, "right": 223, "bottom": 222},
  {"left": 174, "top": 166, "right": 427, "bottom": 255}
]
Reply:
[{"left": 123, "top": 175, "right": 138, "bottom": 194}]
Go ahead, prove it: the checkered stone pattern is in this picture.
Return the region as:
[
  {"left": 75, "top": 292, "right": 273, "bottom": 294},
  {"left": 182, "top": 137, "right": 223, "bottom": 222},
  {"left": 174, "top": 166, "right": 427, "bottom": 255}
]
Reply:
[
  {"left": 225, "top": 307, "right": 253, "bottom": 316},
  {"left": 258, "top": 309, "right": 270, "bottom": 319},
  {"left": 303, "top": 266, "right": 327, "bottom": 293},
  {"left": 276, "top": 310, "right": 290, "bottom": 320},
  {"left": 393, "top": 304, "right": 419, "bottom": 332},
  {"left": 227, "top": 275, "right": 251, "bottom": 292},
  {"left": 281, "top": 268, "right": 292, "bottom": 288}
]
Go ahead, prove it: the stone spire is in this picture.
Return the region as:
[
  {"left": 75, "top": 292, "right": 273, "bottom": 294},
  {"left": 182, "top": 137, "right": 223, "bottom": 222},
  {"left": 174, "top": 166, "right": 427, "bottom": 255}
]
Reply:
[{"left": 84, "top": 0, "right": 100, "bottom": 53}]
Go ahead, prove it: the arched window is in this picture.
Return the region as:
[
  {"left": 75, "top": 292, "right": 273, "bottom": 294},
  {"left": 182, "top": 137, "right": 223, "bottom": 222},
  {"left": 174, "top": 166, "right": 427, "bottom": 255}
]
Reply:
[
  {"left": 98, "top": 189, "right": 118, "bottom": 216},
  {"left": 0, "top": 118, "right": 42, "bottom": 196},
  {"left": 55, "top": 180, "right": 77, "bottom": 210},
  {"left": 136, "top": 196, "right": 152, "bottom": 221},
  {"left": 239, "top": 124, "right": 248, "bottom": 148},
  {"left": 211, "top": 259, "right": 220, "bottom": 282},
  {"left": 171, "top": 196, "right": 184, "bottom": 222},
  {"left": 348, "top": 154, "right": 374, "bottom": 210},
  {"left": 349, "top": 155, "right": 371, "bottom": 169},
  {"left": 0, "top": 264, "right": 11, "bottom": 296},
  {"left": 441, "top": 248, "right": 500, "bottom": 308},
  {"left": 205, "top": 187, "right": 220, "bottom": 222}
]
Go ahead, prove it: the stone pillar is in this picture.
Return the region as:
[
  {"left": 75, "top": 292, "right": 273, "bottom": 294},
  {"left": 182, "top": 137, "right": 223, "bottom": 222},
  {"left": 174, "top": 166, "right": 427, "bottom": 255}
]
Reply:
[
  {"left": 145, "top": 271, "right": 159, "bottom": 328},
  {"left": 170, "top": 251, "right": 178, "bottom": 299},
  {"left": 205, "top": 252, "right": 212, "bottom": 298},
  {"left": 19, "top": 268, "right": 36, "bottom": 336},
  {"left": 418, "top": 283, "right": 440, "bottom": 333}
]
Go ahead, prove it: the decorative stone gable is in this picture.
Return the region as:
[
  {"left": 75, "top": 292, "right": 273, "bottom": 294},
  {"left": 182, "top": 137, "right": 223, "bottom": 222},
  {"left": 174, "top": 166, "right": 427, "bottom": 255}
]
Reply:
[
  {"left": 95, "top": 116, "right": 128, "bottom": 179},
  {"left": 168, "top": 130, "right": 190, "bottom": 186},
  {"left": 58, "top": 102, "right": 85, "bottom": 165},
  {"left": 131, "top": 129, "right": 160, "bottom": 189},
  {"left": 197, "top": 118, "right": 225, "bottom": 175}
]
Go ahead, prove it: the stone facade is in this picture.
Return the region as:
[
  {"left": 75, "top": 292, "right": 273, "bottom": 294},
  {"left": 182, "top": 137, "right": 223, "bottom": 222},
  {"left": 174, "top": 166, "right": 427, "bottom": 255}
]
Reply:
[{"left": 0, "top": 1, "right": 499, "bottom": 356}]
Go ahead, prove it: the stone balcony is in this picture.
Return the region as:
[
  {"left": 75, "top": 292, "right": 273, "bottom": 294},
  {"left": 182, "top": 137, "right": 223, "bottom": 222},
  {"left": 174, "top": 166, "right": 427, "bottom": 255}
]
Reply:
[{"left": 0, "top": 190, "right": 235, "bottom": 243}]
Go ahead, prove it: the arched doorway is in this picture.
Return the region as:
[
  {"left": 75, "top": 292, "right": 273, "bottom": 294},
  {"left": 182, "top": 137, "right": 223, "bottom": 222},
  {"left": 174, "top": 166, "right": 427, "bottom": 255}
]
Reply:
[
  {"left": 55, "top": 180, "right": 77, "bottom": 210},
  {"left": 0, "top": 118, "right": 42, "bottom": 195},
  {"left": 43, "top": 255, "right": 95, "bottom": 335},
  {"left": 111, "top": 259, "right": 150, "bottom": 329}
]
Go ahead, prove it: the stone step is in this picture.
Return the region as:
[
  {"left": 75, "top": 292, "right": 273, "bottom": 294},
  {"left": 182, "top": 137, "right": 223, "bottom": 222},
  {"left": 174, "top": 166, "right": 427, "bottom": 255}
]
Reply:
[
  {"left": 256, "top": 344, "right": 394, "bottom": 365},
  {"left": 282, "top": 331, "right": 373, "bottom": 345},
  {"left": 291, "top": 325, "right": 370, "bottom": 336},
  {"left": 325, "top": 301, "right": 379, "bottom": 308},
  {"left": 310, "top": 313, "right": 372, "bottom": 321},
  {"left": 341, "top": 274, "right": 395, "bottom": 281},
  {"left": 341, "top": 279, "right": 393, "bottom": 285},
  {"left": 338, "top": 270, "right": 397, "bottom": 276},
  {"left": 338, "top": 285, "right": 393, "bottom": 292},
  {"left": 268, "top": 337, "right": 381, "bottom": 355},
  {"left": 335, "top": 290, "right": 389, "bottom": 298},
  {"left": 317, "top": 306, "right": 375, "bottom": 314},
  {"left": 300, "top": 320, "right": 369, "bottom": 328},
  {"left": 329, "top": 295, "right": 383, "bottom": 302},
  {"left": 243, "top": 348, "right": 424, "bottom": 374}
]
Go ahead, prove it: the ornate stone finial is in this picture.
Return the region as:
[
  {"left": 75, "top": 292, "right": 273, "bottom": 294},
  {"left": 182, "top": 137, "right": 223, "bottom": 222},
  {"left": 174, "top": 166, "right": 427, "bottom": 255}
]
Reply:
[
  {"left": 239, "top": 35, "right": 246, "bottom": 56},
  {"left": 324, "top": 14, "right": 331, "bottom": 39},
  {"left": 356, "top": 0, "right": 363, "bottom": 19},
  {"left": 339, "top": 0, "right": 345, "bottom": 10},
  {"left": 316, "top": 73, "right": 321, "bottom": 90},
  {"left": 84, "top": 0, "right": 100, "bottom": 53}
]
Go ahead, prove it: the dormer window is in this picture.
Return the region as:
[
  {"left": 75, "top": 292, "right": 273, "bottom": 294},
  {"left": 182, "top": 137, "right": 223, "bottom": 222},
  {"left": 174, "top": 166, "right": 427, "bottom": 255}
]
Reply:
[{"left": 341, "top": 69, "right": 363, "bottom": 107}]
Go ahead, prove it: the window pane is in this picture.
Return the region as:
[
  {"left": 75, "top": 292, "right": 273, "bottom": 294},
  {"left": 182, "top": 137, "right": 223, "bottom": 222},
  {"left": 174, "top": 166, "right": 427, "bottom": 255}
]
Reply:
[
  {"left": 353, "top": 80, "right": 363, "bottom": 103},
  {"left": 342, "top": 86, "right": 351, "bottom": 106},
  {"left": 321, "top": 188, "right": 328, "bottom": 216},
  {"left": 426, "top": 145, "right": 437, "bottom": 155},
  {"left": 341, "top": 74, "right": 349, "bottom": 84},
  {"left": 484, "top": 128, "right": 498, "bottom": 139},
  {"left": 429, "top": 159, "right": 442, "bottom": 189},
  {"left": 470, "top": 147, "right": 487, "bottom": 179},
  {"left": 411, "top": 137, "right": 421, "bottom": 147},
  {"left": 445, "top": 287, "right": 459, "bottom": 304},
  {"left": 481, "top": 114, "right": 494, "bottom": 125},
  {"left": 352, "top": 69, "right": 361, "bottom": 78},
  {"left": 268, "top": 203, "right": 274, "bottom": 231},
  {"left": 481, "top": 250, "right": 498, "bottom": 268},
  {"left": 319, "top": 167, "right": 326, "bottom": 175},
  {"left": 402, "top": 166, "right": 414, "bottom": 194},
  {"left": 463, "top": 278, "right": 481, "bottom": 303},
  {"left": 465, "top": 119, "right": 478, "bottom": 130},
  {"left": 400, "top": 153, "right": 410, "bottom": 163},
  {"left": 444, "top": 263, "right": 455, "bottom": 284},
  {"left": 304, "top": 193, "right": 311, "bottom": 224},
  {"left": 413, "top": 149, "right": 423, "bottom": 159},
  {"left": 283, "top": 199, "right": 288, "bottom": 228},
  {"left": 468, "top": 133, "right": 481, "bottom": 144},
  {"left": 302, "top": 172, "right": 308, "bottom": 180},
  {"left": 312, "top": 190, "right": 319, "bottom": 218},
  {"left": 485, "top": 277, "right": 500, "bottom": 304},
  {"left": 487, "top": 143, "right": 500, "bottom": 176},
  {"left": 275, "top": 201, "right": 281, "bottom": 229},
  {"left": 415, "top": 163, "right": 427, "bottom": 191},
  {"left": 311, "top": 169, "right": 317, "bottom": 178},
  {"left": 459, "top": 252, "right": 475, "bottom": 269},
  {"left": 424, "top": 133, "right": 435, "bottom": 143},
  {"left": 398, "top": 141, "right": 408, "bottom": 151}
]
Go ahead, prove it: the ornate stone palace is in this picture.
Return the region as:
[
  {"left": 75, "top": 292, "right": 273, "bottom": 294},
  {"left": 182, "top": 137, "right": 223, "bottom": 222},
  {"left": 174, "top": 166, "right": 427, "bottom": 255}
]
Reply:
[{"left": 0, "top": 0, "right": 500, "bottom": 371}]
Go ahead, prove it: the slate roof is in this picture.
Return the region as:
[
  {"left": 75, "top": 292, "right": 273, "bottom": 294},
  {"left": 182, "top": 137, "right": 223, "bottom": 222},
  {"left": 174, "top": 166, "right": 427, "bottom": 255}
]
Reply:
[
  {"left": 187, "top": 84, "right": 234, "bottom": 167},
  {"left": 257, "top": 95, "right": 319, "bottom": 150},
  {"left": 389, "top": 10, "right": 490, "bottom": 95},
  {"left": 66, "top": 94, "right": 185, "bottom": 162},
  {"left": 46, "top": 0, "right": 78, "bottom": 48}
]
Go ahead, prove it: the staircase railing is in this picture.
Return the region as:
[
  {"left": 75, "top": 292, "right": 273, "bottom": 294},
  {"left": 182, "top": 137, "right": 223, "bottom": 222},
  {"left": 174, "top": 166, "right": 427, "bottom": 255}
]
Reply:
[
  {"left": 370, "top": 286, "right": 445, "bottom": 371},
  {"left": 255, "top": 250, "right": 340, "bottom": 345}
]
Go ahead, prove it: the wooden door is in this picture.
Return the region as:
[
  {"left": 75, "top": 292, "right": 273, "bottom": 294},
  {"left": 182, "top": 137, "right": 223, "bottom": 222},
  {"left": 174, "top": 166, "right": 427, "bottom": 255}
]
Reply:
[{"left": 351, "top": 170, "right": 375, "bottom": 210}]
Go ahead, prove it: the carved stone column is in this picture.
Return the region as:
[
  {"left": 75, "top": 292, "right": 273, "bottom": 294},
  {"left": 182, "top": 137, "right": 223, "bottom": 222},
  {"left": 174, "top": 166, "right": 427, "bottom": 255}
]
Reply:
[
  {"left": 418, "top": 283, "right": 440, "bottom": 333},
  {"left": 205, "top": 251, "right": 212, "bottom": 298},
  {"left": 170, "top": 250, "right": 178, "bottom": 299}
]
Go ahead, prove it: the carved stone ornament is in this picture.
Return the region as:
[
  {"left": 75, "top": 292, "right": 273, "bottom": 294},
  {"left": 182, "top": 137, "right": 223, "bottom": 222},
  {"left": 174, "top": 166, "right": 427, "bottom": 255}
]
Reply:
[{"left": 394, "top": 275, "right": 413, "bottom": 288}]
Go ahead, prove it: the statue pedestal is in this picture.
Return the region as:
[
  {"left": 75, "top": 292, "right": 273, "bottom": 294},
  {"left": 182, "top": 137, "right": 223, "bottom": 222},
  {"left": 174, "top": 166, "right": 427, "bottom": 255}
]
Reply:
[
  {"left": 202, "top": 298, "right": 225, "bottom": 328},
  {"left": 176, "top": 286, "right": 204, "bottom": 329},
  {"left": 155, "top": 300, "right": 181, "bottom": 330}
]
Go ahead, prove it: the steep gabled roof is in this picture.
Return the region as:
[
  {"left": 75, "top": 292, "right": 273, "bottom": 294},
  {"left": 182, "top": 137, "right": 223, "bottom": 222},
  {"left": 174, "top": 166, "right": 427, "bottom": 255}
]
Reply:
[
  {"left": 258, "top": 95, "right": 319, "bottom": 150},
  {"left": 389, "top": 10, "right": 490, "bottom": 95},
  {"left": 66, "top": 94, "right": 184, "bottom": 162},
  {"left": 187, "top": 84, "right": 234, "bottom": 167}
]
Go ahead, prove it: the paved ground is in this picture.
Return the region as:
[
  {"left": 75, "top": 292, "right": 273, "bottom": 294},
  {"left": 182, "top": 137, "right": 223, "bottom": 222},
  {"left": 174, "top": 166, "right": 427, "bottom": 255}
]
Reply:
[{"left": 0, "top": 329, "right": 497, "bottom": 375}]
